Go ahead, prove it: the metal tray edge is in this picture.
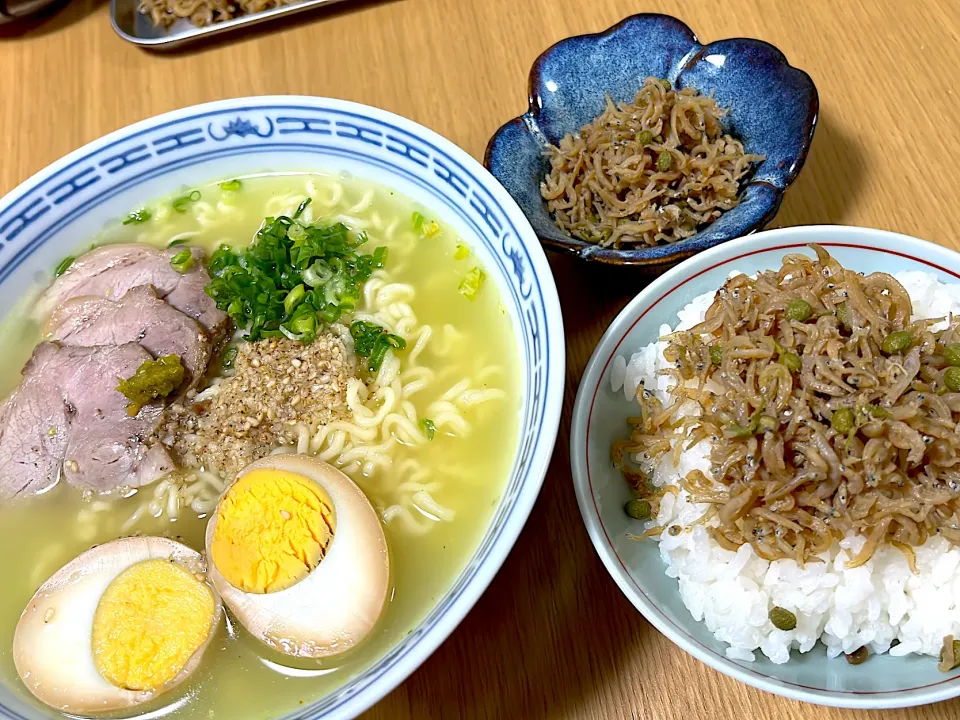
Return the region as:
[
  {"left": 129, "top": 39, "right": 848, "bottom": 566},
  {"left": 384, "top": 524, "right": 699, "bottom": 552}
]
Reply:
[{"left": 111, "top": 0, "right": 350, "bottom": 49}]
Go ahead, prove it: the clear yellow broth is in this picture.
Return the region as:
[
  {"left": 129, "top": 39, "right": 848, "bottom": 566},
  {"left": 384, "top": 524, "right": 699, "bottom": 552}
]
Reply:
[{"left": 0, "top": 173, "right": 520, "bottom": 719}]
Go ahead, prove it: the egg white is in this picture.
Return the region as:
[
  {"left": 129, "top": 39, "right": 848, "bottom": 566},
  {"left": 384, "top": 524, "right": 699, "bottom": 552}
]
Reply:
[
  {"left": 14, "top": 536, "right": 221, "bottom": 714},
  {"left": 205, "top": 455, "right": 390, "bottom": 658}
]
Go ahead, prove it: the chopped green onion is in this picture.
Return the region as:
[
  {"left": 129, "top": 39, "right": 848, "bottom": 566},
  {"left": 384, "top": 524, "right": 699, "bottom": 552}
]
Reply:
[
  {"left": 454, "top": 243, "right": 470, "bottom": 261},
  {"left": 170, "top": 248, "right": 194, "bottom": 274},
  {"left": 205, "top": 218, "right": 387, "bottom": 345},
  {"left": 220, "top": 346, "right": 238, "bottom": 369},
  {"left": 219, "top": 179, "right": 242, "bottom": 192},
  {"left": 284, "top": 284, "right": 306, "bottom": 315},
  {"left": 172, "top": 190, "right": 201, "bottom": 213},
  {"left": 123, "top": 209, "right": 151, "bottom": 225},
  {"left": 423, "top": 220, "right": 441, "bottom": 238},
  {"left": 350, "top": 320, "right": 406, "bottom": 372},
  {"left": 293, "top": 198, "right": 311, "bottom": 219},
  {"left": 288, "top": 312, "right": 317, "bottom": 337},
  {"left": 421, "top": 418, "right": 436, "bottom": 440},
  {"left": 319, "top": 305, "right": 341, "bottom": 324},
  {"left": 412, "top": 211, "right": 425, "bottom": 230},
  {"left": 458, "top": 267, "right": 486, "bottom": 300},
  {"left": 168, "top": 238, "right": 188, "bottom": 247},
  {"left": 54, "top": 256, "right": 75, "bottom": 277}
]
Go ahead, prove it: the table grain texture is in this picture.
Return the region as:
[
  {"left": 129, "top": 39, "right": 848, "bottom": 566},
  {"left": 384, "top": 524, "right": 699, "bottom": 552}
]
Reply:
[{"left": 3, "top": 0, "right": 960, "bottom": 718}]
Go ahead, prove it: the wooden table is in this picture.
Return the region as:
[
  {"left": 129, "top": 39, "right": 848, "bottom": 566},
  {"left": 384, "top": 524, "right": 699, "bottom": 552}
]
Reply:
[{"left": 2, "top": 0, "right": 960, "bottom": 717}]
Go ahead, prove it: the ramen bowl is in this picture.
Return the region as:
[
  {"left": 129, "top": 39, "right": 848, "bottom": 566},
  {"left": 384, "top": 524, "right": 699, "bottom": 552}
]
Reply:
[
  {"left": 485, "top": 13, "right": 819, "bottom": 270},
  {"left": 0, "top": 97, "right": 564, "bottom": 719},
  {"left": 571, "top": 225, "right": 960, "bottom": 708}
]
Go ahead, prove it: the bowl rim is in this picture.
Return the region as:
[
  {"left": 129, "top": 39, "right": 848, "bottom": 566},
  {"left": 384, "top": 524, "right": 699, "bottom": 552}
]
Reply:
[
  {"left": 570, "top": 224, "right": 960, "bottom": 709},
  {"left": 483, "top": 12, "right": 820, "bottom": 268},
  {"left": 0, "top": 96, "right": 566, "bottom": 720}
]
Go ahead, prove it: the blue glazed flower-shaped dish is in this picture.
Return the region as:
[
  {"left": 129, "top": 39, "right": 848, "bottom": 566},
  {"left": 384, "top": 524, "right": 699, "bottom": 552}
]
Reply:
[{"left": 484, "top": 14, "right": 819, "bottom": 269}]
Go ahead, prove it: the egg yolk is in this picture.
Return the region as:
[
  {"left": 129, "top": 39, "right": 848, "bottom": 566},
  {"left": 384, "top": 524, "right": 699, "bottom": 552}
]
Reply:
[
  {"left": 210, "top": 468, "right": 335, "bottom": 594},
  {"left": 91, "top": 559, "right": 216, "bottom": 692}
]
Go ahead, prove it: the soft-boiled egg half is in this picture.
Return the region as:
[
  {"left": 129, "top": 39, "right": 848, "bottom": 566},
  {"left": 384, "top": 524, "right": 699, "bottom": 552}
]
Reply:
[
  {"left": 14, "top": 536, "right": 221, "bottom": 714},
  {"left": 205, "top": 454, "right": 390, "bottom": 658}
]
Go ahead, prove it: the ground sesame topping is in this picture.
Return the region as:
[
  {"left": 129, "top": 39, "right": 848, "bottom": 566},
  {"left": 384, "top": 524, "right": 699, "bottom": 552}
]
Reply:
[{"left": 163, "top": 332, "right": 356, "bottom": 478}]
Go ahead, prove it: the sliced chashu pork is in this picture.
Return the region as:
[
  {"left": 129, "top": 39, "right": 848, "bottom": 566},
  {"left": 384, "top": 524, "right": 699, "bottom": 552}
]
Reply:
[
  {"left": 0, "top": 343, "right": 174, "bottom": 500},
  {"left": 44, "top": 285, "right": 212, "bottom": 388},
  {"left": 0, "top": 345, "right": 65, "bottom": 499},
  {"left": 37, "top": 244, "right": 228, "bottom": 339}
]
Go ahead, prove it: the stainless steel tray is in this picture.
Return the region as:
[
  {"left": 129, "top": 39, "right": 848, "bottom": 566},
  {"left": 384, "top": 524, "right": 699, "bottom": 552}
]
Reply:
[{"left": 111, "top": 0, "right": 349, "bottom": 49}]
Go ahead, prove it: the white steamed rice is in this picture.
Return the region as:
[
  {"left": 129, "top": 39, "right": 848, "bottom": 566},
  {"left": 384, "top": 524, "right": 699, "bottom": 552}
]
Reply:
[{"left": 610, "top": 270, "right": 960, "bottom": 664}]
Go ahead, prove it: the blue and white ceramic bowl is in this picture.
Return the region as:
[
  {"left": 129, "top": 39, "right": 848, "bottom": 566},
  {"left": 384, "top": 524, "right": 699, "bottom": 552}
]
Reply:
[
  {"left": 485, "top": 14, "right": 819, "bottom": 270},
  {"left": 571, "top": 226, "right": 960, "bottom": 709},
  {"left": 0, "top": 97, "right": 565, "bottom": 720}
]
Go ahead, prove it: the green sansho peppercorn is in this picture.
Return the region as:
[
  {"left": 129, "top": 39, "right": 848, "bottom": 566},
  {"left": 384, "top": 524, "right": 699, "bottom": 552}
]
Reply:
[
  {"left": 836, "top": 301, "right": 852, "bottom": 330},
  {"left": 636, "top": 130, "right": 654, "bottom": 146},
  {"left": 831, "top": 407, "right": 855, "bottom": 434},
  {"left": 768, "top": 606, "right": 797, "bottom": 631},
  {"left": 944, "top": 366, "right": 960, "bottom": 392},
  {"left": 785, "top": 299, "right": 812, "bottom": 322},
  {"left": 944, "top": 343, "right": 960, "bottom": 367},
  {"left": 656, "top": 151, "right": 673, "bottom": 172},
  {"left": 863, "top": 403, "right": 891, "bottom": 419},
  {"left": 624, "top": 499, "right": 651, "bottom": 521},
  {"left": 779, "top": 351, "right": 802, "bottom": 373},
  {"left": 881, "top": 330, "right": 913, "bottom": 355},
  {"left": 709, "top": 345, "right": 723, "bottom": 365}
]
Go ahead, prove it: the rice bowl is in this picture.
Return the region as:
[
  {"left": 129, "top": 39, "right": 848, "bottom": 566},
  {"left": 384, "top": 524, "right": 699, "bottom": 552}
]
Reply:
[
  {"left": 610, "top": 272, "right": 960, "bottom": 666},
  {"left": 572, "top": 226, "right": 960, "bottom": 708}
]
